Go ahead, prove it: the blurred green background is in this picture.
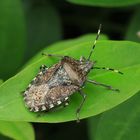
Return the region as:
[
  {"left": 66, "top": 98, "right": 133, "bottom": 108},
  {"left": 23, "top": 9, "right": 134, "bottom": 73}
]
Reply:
[{"left": 0, "top": 0, "right": 140, "bottom": 140}]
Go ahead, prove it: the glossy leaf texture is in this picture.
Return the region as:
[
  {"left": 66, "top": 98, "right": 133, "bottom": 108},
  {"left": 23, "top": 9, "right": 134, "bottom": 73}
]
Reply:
[
  {"left": 0, "top": 0, "right": 26, "bottom": 79},
  {"left": 67, "top": 0, "right": 140, "bottom": 7},
  {"left": 0, "top": 121, "right": 35, "bottom": 140},
  {"left": 0, "top": 36, "right": 140, "bottom": 122},
  {"left": 94, "top": 92, "right": 140, "bottom": 140}
]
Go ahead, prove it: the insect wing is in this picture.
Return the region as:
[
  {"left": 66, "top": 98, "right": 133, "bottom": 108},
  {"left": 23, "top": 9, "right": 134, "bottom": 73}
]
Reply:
[
  {"left": 23, "top": 62, "right": 79, "bottom": 112},
  {"left": 23, "top": 63, "right": 61, "bottom": 112}
]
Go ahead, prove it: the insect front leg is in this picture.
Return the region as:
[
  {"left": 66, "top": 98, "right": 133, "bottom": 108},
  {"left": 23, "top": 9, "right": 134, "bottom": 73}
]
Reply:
[
  {"left": 42, "top": 52, "right": 64, "bottom": 59},
  {"left": 40, "top": 64, "right": 48, "bottom": 71},
  {"left": 87, "top": 79, "right": 120, "bottom": 92},
  {"left": 76, "top": 90, "right": 87, "bottom": 123}
]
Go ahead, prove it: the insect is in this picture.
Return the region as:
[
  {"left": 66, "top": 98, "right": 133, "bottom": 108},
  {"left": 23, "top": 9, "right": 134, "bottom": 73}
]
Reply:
[{"left": 23, "top": 24, "right": 123, "bottom": 122}]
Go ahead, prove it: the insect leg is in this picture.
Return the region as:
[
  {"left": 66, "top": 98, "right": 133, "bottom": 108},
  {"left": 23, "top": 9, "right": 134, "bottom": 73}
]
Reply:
[
  {"left": 63, "top": 100, "right": 69, "bottom": 107},
  {"left": 94, "top": 67, "right": 123, "bottom": 74},
  {"left": 36, "top": 112, "right": 46, "bottom": 117},
  {"left": 87, "top": 79, "right": 120, "bottom": 92},
  {"left": 42, "top": 52, "right": 64, "bottom": 59},
  {"left": 39, "top": 64, "right": 48, "bottom": 72},
  {"left": 76, "top": 90, "right": 87, "bottom": 123}
]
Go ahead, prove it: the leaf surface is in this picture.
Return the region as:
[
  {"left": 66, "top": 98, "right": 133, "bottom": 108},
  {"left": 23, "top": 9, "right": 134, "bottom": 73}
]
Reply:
[{"left": 0, "top": 36, "right": 140, "bottom": 122}]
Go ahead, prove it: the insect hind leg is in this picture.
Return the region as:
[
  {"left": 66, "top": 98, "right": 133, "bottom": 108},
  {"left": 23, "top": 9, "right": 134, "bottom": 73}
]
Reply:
[
  {"left": 76, "top": 90, "right": 87, "bottom": 123},
  {"left": 87, "top": 79, "right": 120, "bottom": 92}
]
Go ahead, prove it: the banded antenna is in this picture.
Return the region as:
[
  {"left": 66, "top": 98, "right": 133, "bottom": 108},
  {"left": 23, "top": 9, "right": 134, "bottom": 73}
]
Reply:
[{"left": 87, "top": 24, "right": 102, "bottom": 60}]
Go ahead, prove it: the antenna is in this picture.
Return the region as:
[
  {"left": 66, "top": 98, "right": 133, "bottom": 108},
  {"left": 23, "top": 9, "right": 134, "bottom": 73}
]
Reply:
[{"left": 87, "top": 24, "right": 102, "bottom": 60}]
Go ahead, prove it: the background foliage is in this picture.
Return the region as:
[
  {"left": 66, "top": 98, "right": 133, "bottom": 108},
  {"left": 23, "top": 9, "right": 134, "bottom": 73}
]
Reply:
[{"left": 0, "top": 0, "right": 140, "bottom": 140}]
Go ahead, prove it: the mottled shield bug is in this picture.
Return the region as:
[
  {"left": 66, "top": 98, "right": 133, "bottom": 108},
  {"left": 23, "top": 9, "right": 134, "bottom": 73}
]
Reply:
[{"left": 23, "top": 24, "right": 123, "bottom": 122}]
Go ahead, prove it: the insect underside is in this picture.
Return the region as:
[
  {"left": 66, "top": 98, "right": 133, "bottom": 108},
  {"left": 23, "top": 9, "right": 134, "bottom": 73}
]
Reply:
[{"left": 23, "top": 24, "right": 123, "bottom": 122}]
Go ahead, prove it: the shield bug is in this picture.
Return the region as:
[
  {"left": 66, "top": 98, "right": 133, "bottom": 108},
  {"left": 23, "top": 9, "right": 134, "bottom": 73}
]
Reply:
[{"left": 23, "top": 24, "right": 123, "bottom": 122}]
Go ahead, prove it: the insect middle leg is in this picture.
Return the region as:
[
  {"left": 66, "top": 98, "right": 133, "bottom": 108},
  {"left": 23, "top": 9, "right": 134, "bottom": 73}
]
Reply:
[
  {"left": 76, "top": 90, "right": 87, "bottom": 123},
  {"left": 87, "top": 79, "right": 120, "bottom": 92},
  {"left": 42, "top": 52, "right": 64, "bottom": 59}
]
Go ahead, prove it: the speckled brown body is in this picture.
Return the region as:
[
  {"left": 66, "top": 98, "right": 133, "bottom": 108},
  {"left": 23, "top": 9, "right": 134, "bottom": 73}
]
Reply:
[{"left": 23, "top": 56, "right": 93, "bottom": 112}]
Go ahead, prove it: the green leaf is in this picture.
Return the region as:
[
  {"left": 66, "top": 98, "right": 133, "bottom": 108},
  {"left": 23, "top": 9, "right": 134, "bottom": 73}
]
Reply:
[
  {"left": 0, "top": 121, "right": 35, "bottom": 140},
  {"left": 26, "top": 0, "right": 62, "bottom": 58},
  {"left": 0, "top": 38, "right": 140, "bottom": 122},
  {"left": 125, "top": 7, "right": 140, "bottom": 43},
  {"left": 94, "top": 92, "right": 140, "bottom": 140},
  {"left": 0, "top": 0, "right": 26, "bottom": 79},
  {"left": 67, "top": 0, "right": 140, "bottom": 7}
]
